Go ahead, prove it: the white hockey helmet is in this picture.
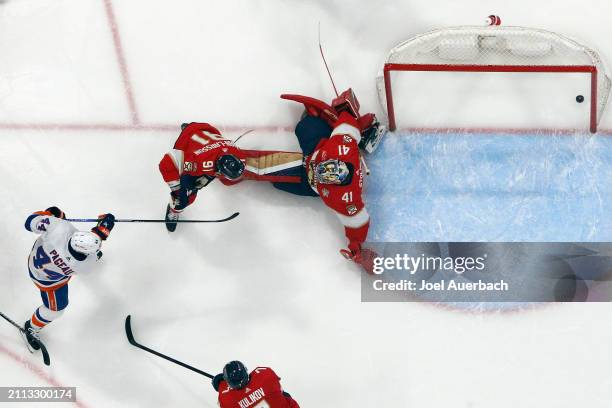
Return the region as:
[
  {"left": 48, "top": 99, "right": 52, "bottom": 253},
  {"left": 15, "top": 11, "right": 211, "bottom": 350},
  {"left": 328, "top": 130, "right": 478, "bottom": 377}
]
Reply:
[{"left": 70, "top": 231, "right": 102, "bottom": 255}]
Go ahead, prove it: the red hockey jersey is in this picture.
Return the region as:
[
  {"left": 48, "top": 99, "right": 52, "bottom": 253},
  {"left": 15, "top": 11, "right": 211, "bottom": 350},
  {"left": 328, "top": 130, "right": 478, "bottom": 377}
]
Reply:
[
  {"left": 158, "top": 123, "right": 245, "bottom": 190},
  {"left": 305, "top": 112, "right": 370, "bottom": 251},
  {"left": 217, "top": 367, "right": 299, "bottom": 408}
]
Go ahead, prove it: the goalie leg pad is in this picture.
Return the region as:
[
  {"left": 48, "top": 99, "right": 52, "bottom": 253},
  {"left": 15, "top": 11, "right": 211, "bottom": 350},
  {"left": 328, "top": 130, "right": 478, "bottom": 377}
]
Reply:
[{"left": 244, "top": 151, "right": 304, "bottom": 182}]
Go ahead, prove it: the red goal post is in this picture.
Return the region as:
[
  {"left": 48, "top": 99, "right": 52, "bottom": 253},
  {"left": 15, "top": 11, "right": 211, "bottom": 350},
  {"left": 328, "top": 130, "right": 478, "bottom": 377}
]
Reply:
[{"left": 376, "top": 26, "right": 611, "bottom": 133}]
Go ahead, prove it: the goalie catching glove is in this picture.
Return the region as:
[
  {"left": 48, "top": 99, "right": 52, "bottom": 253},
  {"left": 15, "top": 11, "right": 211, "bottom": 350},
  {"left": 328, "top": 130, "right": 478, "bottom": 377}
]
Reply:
[{"left": 340, "top": 244, "right": 378, "bottom": 275}]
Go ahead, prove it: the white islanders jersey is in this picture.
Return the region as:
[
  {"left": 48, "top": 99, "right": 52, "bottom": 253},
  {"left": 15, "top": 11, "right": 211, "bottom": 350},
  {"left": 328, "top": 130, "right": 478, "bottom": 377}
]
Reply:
[{"left": 26, "top": 212, "right": 97, "bottom": 289}]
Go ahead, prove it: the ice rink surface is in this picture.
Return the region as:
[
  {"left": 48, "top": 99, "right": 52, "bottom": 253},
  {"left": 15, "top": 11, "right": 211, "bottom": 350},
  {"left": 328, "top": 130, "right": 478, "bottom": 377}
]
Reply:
[
  {"left": 368, "top": 132, "right": 612, "bottom": 241},
  {"left": 1, "top": 0, "right": 611, "bottom": 407}
]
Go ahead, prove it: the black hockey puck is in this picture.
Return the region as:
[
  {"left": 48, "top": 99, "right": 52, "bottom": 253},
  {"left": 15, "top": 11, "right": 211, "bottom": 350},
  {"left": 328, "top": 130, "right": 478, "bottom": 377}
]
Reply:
[{"left": 576, "top": 95, "right": 584, "bottom": 103}]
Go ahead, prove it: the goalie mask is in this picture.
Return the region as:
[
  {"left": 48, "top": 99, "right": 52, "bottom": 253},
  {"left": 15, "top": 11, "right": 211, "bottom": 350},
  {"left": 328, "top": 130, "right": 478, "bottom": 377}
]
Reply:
[
  {"left": 315, "top": 159, "right": 350, "bottom": 185},
  {"left": 216, "top": 154, "right": 245, "bottom": 180}
]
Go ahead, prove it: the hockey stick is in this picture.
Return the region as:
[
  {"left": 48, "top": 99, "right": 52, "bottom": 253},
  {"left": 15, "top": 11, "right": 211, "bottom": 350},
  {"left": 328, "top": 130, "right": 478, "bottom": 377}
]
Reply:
[
  {"left": 360, "top": 156, "right": 371, "bottom": 176},
  {"left": 66, "top": 212, "right": 239, "bottom": 223},
  {"left": 124, "top": 315, "right": 214, "bottom": 379},
  {"left": 318, "top": 22, "right": 339, "bottom": 97},
  {"left": 0, "top": 312, "right": 51, "bottom": 366},
  {"left": 233, "top": 129, "right": 254, "bottom": 145}
]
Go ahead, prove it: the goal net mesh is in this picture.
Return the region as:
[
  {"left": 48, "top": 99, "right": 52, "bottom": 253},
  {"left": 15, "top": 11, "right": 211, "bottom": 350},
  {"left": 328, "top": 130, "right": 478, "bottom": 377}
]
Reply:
[{"left": 376, "top": 26, "right": 611, "bottom": 130}]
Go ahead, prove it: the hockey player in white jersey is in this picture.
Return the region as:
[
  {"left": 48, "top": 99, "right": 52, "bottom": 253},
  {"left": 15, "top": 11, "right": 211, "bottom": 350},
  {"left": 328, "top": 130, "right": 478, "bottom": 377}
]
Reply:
[{"left": 23, "top": 206, "right": 115, "bottom": 350}]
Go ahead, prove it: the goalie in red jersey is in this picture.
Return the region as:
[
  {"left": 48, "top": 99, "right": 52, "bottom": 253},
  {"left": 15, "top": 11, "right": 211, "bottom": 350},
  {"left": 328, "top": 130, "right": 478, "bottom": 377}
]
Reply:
[
  {"left": 212, "top": 361, "right": 299, "bottom": 408},
  {"left": 158, "top": 122, "right": 246, "bottom": 232},
  {"left": 274, "top": 89, "right": 386, "bottom": 270}
]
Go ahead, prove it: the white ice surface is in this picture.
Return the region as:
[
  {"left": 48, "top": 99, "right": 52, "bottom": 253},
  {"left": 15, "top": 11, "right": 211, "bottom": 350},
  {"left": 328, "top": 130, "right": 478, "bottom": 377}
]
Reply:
[{"left": 0, "top": 1, "right": 611, "bottom": 408}]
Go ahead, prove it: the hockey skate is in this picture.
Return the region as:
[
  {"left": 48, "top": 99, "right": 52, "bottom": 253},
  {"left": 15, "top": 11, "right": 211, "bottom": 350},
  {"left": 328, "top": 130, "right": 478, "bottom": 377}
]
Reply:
[
  {"left": 22, "top": 321, "right": 41, "bottom": 352},
  {"left": 165, "top": 204, "right": 180, "bottom": 232}
]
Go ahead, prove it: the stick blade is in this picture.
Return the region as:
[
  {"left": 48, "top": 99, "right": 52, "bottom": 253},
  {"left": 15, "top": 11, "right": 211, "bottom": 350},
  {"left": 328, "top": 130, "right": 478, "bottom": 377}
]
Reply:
[
  {"left": 225, "top": 212, "right": 240, "bottom": 222},
  {"left": 125, "top": 315, "right": 138, "bottom": 346},
  {"left": 39, "top": 342, "right": 51, "bottom": 366}
]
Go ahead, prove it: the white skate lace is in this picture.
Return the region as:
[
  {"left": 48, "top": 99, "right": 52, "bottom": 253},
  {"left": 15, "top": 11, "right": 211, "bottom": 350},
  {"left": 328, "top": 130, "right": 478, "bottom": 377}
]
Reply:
[
  {"left": 27, "top": 326, "right": 41, "bottom": 340},
  {"left": 167, "top": 210, "right": 180, "bottom": 221}
]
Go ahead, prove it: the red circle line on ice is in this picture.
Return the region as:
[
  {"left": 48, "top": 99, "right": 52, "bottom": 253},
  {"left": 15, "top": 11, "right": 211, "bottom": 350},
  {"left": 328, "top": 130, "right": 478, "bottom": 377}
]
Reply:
[{"left": 0, "top": 344, "right": 93, "bottom": 408}]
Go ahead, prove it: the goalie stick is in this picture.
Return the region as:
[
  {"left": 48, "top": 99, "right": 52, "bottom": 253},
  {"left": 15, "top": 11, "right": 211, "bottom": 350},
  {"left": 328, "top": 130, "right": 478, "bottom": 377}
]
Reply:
[
  {"left": 67, "top": 212, "right": 239, "bottom": 223},
  {"left": 233, "top": 129, "right": 254, "bottom": 145},
  {"left": 124, "top": 315, "right": 214, "bottom": 379},
  {"left": 317, "top": 24, "right": 386, "bottom": 154},
  {"left": 318, "top": 22, "right": 339, "bottom": 97},
  {"left": 0, "top": 312, "right": 51, "bottom": 366}
]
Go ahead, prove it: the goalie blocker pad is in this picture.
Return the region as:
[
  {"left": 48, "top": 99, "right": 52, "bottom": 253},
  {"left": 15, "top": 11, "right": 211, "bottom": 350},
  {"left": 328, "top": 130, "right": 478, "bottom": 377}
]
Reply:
[{"left": 242, "top": 149, "right": 303, "bottom": 183}]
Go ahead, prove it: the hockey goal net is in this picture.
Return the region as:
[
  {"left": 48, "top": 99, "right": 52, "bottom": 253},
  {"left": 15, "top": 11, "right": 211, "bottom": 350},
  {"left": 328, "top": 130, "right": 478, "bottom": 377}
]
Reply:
[{"left": 376, "top": 26, "right": 611, "bottom": 133}]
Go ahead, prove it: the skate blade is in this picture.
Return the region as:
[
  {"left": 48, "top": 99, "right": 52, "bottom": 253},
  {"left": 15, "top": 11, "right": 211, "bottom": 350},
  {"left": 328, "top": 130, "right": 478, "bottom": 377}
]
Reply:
[{"left": 19, "top": 331, "right": 36, "bottom": 354}]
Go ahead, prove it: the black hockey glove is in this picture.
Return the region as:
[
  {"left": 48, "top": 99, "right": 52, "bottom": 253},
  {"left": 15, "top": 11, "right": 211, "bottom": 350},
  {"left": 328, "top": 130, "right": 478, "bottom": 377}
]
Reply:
[
  {"left": 171, "top": 188, "right": 189, "bottom": 211},
  {"left": 179, "top": 174, "right": 201, "bottom": 191},
  {"left": 91, "top": 213, "right": 115, "bottom": 240},
  {"left": 173, "top": 174, "right": 207, "bottom": 210},
  {"left": 212, "top": 373, "right": 224, "bottom": 391},
  {"left": 46, "top": 206, "right": 66, "bottom": 219}
]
